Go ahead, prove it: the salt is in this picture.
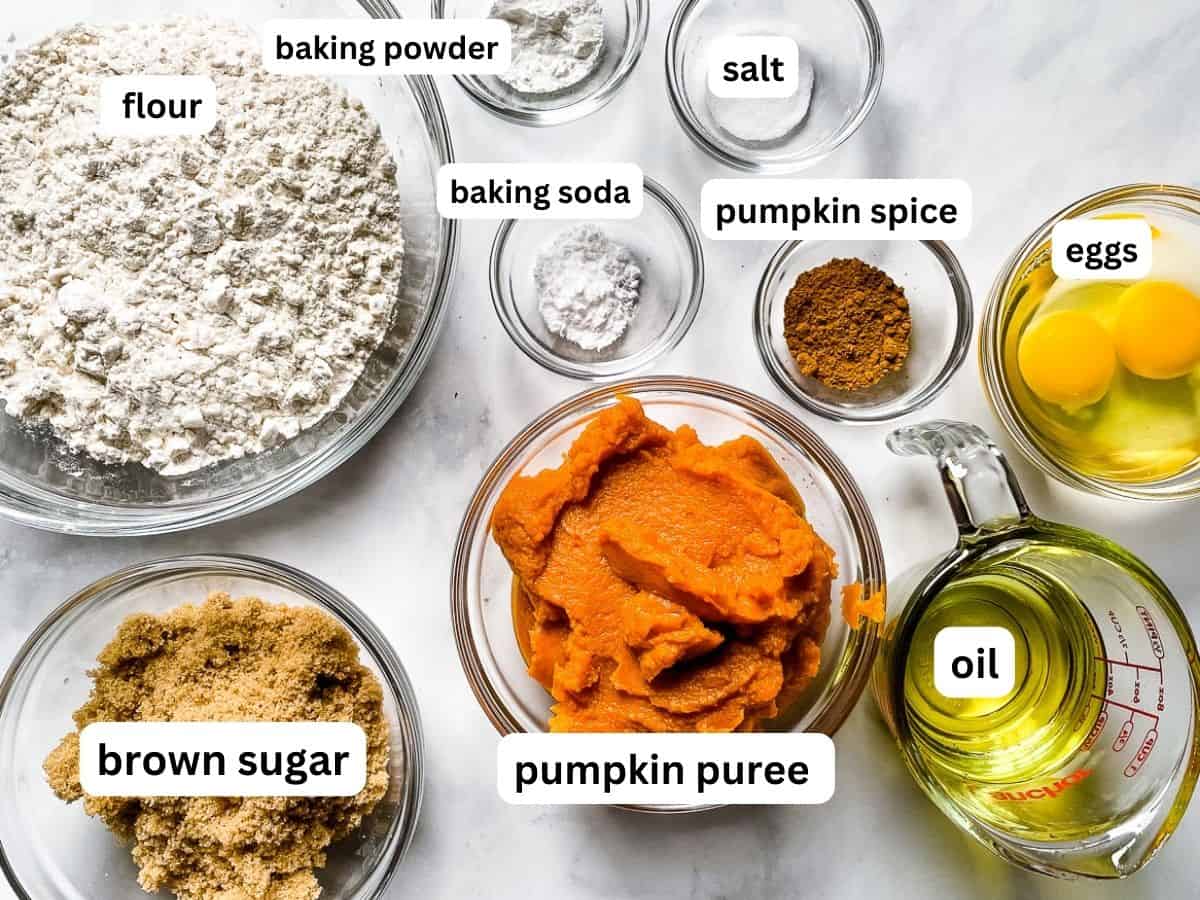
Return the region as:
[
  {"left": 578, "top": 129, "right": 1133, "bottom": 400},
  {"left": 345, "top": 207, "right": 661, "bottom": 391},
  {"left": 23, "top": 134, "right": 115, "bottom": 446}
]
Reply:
[{"left": 706, "top": 30, "right": 816, "bottom": 143}]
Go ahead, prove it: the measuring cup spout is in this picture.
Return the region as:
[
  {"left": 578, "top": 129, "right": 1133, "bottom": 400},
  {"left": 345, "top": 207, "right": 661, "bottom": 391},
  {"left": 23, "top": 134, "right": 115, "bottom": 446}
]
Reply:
[{"left": 887, "top": 420, "right": 1031, "bottom": 536}]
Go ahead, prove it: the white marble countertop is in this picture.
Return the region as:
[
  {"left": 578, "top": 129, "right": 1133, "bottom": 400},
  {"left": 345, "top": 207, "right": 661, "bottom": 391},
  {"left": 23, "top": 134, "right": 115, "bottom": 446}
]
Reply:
[{"left": 3, "top": 0, "right": 1200, "bottom": 897}]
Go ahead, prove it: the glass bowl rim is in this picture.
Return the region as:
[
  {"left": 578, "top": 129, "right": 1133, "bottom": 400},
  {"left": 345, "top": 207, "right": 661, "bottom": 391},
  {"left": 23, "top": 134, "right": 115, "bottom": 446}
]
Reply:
[
  {"left": 0, "top": 69, "right": 459, "bottom": 537},
  {"left": 450, "top": 375, "right": 886, "bottom": 812},
  {"left": 980, "top": 181, "right": 1200, "bottom": 502},
  {"left": 430, "top": 0, "right": 650, "bottom": 126},
  {"left": 663, "top": 0, "right": 885, "bottom": 173},
  {"left": 489, "top": 177, "right": 706, "bottom": 381},
  {"left": 0, "top": 553, "right": 425, "bottom": 900},
  {"left": 754, "top": 239, "right": 973, "bottom": 423}
]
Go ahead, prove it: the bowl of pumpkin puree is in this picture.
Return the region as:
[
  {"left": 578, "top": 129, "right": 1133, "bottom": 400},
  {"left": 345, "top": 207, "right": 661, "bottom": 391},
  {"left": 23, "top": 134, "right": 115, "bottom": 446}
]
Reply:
[{"left": 452, "top": 380, "right": 885, "bottom": 793}]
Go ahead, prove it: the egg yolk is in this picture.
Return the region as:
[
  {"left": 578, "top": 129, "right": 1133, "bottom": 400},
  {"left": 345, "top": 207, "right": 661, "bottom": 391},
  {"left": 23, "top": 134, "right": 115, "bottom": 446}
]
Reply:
[
  {"left": 1114, "top": 281, "right": 1200, "bottom": 380},
  {"left": 1018, "top": 309, "right": 1116, "bottom": 410},
  {"left": 1093, "top": 212, "right": 1161, "bottom": 238}
]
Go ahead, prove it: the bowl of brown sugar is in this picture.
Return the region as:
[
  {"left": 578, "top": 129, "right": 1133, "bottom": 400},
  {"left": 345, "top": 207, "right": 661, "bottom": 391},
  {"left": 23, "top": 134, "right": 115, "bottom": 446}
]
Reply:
[
  {"left": 754, "top": 240, "right": 973, "bottom": 422},
  {"left": 0, "top": 555, "right": 424, "bottom": 900}
]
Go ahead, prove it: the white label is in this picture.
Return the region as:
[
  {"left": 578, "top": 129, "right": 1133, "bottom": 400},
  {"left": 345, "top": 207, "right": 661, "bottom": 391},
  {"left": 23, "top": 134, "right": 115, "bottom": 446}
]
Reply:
[
  {"left": 437, "top": 164, "right": 644, "bottom": 220},
  {"left": 701, "top": 178, "right": 972, "bottom": 240},
  {"left": 264, "top": 19, "right": 511, "bottom": 75},
  {"left": 497, "top": 733, "right": 834, "bottom": 805},
  {"left": 1051, "top": 219, "right": 1153, "bottom": 280},
  {"left": 707, "top": 36, "right": 801, "bottom": 98},
  {"left": 98, "top": 76, "right": 217, "bottom": 137},
  {"left": 79, "top": 722, "right": 367, "bottom": 797},
  {"left": 933, "top": 627, "right": 1016, "bottom": 699}
]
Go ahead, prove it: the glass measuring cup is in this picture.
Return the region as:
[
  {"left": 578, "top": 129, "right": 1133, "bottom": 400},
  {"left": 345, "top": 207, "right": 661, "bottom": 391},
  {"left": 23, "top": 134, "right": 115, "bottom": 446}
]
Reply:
[{"left": 873, "top": 420, "right": 1200, "bottom": 878}]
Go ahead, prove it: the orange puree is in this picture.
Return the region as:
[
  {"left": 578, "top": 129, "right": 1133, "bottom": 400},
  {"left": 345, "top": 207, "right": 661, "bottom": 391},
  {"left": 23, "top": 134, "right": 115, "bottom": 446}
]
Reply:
[
  {"left": 841, "top": 583, "right": 886, "bottom": 628},
  {"left": 491, "top": 397, "right": 836, "bottom": 733}
]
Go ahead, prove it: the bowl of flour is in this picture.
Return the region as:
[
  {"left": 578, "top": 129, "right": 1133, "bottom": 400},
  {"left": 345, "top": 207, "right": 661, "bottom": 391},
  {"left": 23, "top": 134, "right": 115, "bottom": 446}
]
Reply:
[
  {"left": 0, "top": 5, "right": 457, "bottom": 534},
  {"left": 433, "top": 0, "right": 648, "bottom": 125},
  {"left": 490, "top": 177, "right": 704, "bottom": 379}
]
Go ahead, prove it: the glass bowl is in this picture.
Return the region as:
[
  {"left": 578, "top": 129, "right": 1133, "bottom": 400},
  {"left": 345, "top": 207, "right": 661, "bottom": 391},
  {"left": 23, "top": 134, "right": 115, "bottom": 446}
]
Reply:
[
  {"left": 490, "top": 178, "right": 704, "bottom": 379},
  {"left": 981, "top": 183, "right": 1200, "bottom": 501},
  {"left": 432, "top": 0, "right": 648, "bottom": 126},
  {"left": 0, "top": 554, "right": 424, "bottom": 900},
  {"left": 665, "top": 0, "right": 884, "bottom": 172},
  {"left": 755, "top": 240, "right": 972, "bottom": 423},
  {"left": 0, "top": 0, "right": 457, "bottom": 536},
  {"left": 450, "top": 376, "right": 886, "bottom": 812}
]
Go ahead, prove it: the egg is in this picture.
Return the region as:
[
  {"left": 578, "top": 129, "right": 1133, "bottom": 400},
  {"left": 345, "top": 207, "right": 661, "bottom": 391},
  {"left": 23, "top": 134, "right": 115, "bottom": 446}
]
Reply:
[
  {"left": 1006, "top": 212, "right": 1200, "bottom": 484},
  {"left": 1018, "top": 309, "right": 1116, "bottom": 410},
  {"left": 1115, "top": 281, "right": 1200, "bottom": 380}
]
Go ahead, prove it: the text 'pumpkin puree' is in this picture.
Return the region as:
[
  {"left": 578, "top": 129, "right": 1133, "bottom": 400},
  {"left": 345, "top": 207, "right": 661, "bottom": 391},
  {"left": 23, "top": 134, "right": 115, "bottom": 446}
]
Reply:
[{"left": 491, "top": 397, "right": 839, "bottom": 733}]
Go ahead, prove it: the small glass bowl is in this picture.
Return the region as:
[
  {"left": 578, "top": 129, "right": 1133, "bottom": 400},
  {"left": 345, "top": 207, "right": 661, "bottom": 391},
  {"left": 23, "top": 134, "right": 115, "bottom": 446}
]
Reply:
[
  {"left": 0, "top": 0, "right": 457, "bottom": 536},
  {"left": 0, "top": 555, "right": 424, "bottom": 900},
  {"left": 450, "top": 377, "right": 886, "bottom": 812},
  {"left": 490, "top": 178, "right": 704, "bottom": 379},
  {"left": 981, "top": 183, "right": 1200, "bottom": 501},
  {"left": 666, "top": 0, "right": 884, "bottom": 172},
  {"left": 755, "top": 240, "right": 972, "bottom": 423},
  {"left": 432, "top": 0, "right": 648, "bottom": 125}
]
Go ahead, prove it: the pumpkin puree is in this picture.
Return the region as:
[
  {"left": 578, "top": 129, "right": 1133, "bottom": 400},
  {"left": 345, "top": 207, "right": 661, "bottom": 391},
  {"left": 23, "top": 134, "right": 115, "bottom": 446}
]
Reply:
[{"left": 491, "top": 397, "right": 837, "bottom": 733}]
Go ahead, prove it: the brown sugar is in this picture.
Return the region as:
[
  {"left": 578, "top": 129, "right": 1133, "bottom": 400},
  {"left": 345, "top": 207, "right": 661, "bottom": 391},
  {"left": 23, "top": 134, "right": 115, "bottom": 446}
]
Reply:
[
  {"left": 43, "top": 593, "right": 391, "bottom": 900},
  {"left": 783, "top": 257, "right": 912, "bottom": 391}
]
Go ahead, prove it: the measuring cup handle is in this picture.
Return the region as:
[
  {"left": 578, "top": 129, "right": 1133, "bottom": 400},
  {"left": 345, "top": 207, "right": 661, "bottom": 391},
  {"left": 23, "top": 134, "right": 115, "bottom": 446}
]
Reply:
[{"left": 887, "top": 420, "right": 1032, "bottom": 535}]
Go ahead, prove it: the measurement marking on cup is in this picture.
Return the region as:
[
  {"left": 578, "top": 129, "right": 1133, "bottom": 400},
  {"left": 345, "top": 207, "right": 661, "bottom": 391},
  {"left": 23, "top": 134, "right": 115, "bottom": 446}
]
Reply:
[
  {"left": 1138, "top": 606, "right": 1166, "bottom": 659},
  {"left": 1082, "top": 709, "right": 1108, "bottom": 750},
  {"left": 1108, "top": 611, "right": 1128, "bottom": 651},
  {"left": 1113, "top": 718, "right": 1134, "bottom": 752},
  {"left": 1096, "top": 657, "right": 1163, "bottom": 674},
  {"left": 1125, "top": 730, "right": 1158, "bottom": 778},
  {"left": 1092, "top": 695, "right": 1160, "bottom": 725}
]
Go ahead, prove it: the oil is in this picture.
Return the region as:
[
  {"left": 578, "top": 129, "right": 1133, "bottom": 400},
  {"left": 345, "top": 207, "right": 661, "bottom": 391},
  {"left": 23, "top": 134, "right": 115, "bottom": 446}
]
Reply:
[{"left": 902, "top": 549, "right": 1109, "bottom": 840}]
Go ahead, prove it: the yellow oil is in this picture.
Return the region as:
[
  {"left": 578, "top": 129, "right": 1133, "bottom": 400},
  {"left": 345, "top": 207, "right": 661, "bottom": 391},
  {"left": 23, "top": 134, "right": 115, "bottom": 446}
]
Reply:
[
  {"left": 903, "top": 558, "right": 1110, "bottom": 840},
  {"left": 1001, "top": 211, "right": 1200, "bottom": 483}
]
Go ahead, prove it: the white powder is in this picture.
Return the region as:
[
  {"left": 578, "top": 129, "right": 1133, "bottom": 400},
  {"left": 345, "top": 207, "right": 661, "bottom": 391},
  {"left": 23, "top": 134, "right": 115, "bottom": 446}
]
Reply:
[
  {"left": 0, "top": 19, "right": 404, "bottom": 475},
  {"left": 707, "top": 32, "right": 815, "bottom": 143},
  {"left": 490, "top": 0, "right": 605, "bottom": 95},
  {"left": 533, "top": 225, "right": 641, "bottom": 351}
]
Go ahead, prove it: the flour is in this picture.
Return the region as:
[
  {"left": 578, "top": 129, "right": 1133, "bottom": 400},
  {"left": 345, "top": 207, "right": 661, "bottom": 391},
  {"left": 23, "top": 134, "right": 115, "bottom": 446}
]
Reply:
[
  {"left": 490, "top": 0, "right": 605, "bottom": 95},
  {"left": 0, "top": 19, "right": 404, "bottom": 475},
  {"left": 534, "top": 225, "right": 641, "bottom": 351}
]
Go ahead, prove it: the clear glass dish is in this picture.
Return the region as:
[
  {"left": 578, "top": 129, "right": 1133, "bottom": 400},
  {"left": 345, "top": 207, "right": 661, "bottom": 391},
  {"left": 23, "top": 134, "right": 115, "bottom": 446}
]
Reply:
[
  {"left": 450, "top": 377, "right": 886, "bottom": 812},
  {"left": 432, "top": 0, "right": 647, "bottom": 126},
  {"left": 0, "top": 554, "right": 425, "bottom": 900},
  {"left": 981, "top": 183, "right": 1200, "bottom": 501},
  {"left": 755, "top": 240, "right": 972, "bottom": 423},
  {"left": 0, "top": 0, "right": 458, "bottom": 536},
  {"left": 665, "top": 0, "right": 884, "bottom": 172},
  {"left": 490, "top": 177, "right": 704, "bottom": 379}
]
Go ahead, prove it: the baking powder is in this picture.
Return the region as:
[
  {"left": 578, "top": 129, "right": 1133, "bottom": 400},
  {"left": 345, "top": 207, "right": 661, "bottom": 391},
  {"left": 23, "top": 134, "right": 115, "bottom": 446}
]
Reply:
[{"left": 491, "top": 0, "right": 606, "bottom": 95}]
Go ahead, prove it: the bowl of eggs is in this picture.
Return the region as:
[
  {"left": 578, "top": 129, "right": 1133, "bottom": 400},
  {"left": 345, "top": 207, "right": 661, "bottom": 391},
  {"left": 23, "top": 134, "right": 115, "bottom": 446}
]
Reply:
[{"left": 981, "top": 183, "right": 1200, "bottom": 501}]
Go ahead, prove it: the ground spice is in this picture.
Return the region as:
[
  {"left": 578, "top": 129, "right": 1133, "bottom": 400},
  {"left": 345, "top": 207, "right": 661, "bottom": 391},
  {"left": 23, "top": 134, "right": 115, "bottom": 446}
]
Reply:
[
  {"left": 43, "top": 593, "right": 391, "bottom": 900},
  {"left": 783, "top": 257, "right": 912, "bottom": 391}
]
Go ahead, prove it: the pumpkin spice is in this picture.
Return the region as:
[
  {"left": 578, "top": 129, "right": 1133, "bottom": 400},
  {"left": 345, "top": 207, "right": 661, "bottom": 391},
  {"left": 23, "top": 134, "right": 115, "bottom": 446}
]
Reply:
[{"left": 783, "top": 257, "right": 912, "bottom": 391}]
